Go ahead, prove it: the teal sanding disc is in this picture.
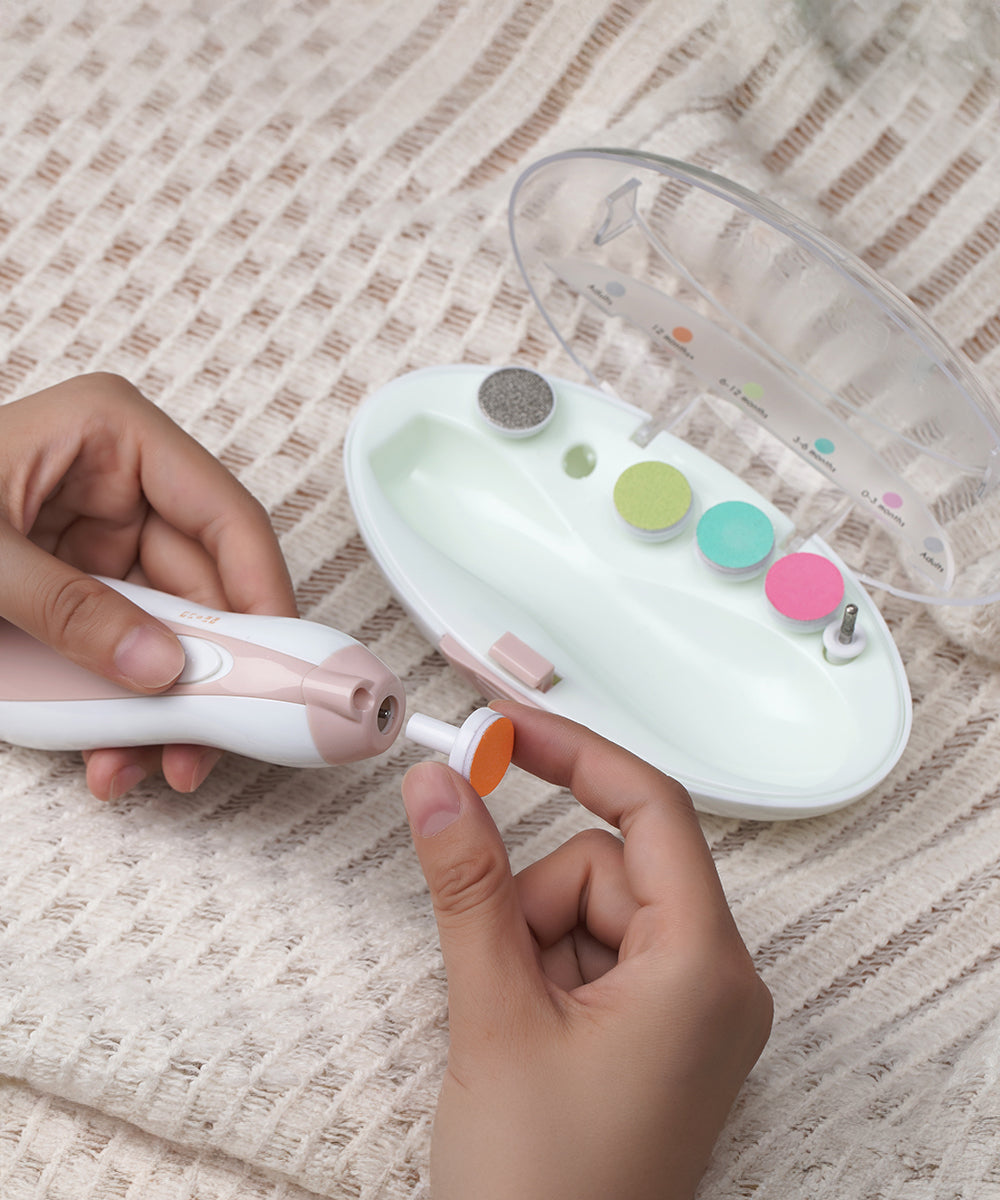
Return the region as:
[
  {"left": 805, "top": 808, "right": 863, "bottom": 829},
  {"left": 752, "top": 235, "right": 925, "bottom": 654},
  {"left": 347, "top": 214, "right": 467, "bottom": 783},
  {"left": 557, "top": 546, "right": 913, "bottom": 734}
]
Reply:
[{"left": 696, "top": 500, "right": 775, "bottom": 577}]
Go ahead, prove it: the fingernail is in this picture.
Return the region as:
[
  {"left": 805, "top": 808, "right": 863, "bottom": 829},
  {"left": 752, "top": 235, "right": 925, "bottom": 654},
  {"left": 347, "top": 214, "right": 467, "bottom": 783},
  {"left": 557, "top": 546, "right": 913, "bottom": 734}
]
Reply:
[
  {"left": 403, "top": 762, "right": 463, "bottom": 837},
  {"left": 188, "top": 749, "right": 222, "bottom": 792},
  {"left": 115, "top": 625, "right": 185, "bottom": 690},
  {"left": 110, "top": 764, "right": 147, "bottom": 801}
]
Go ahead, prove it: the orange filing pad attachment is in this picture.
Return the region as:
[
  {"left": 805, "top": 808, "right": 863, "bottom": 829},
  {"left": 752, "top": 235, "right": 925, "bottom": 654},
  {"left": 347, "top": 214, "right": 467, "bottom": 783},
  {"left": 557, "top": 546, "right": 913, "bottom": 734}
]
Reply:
[{"left": 405, "top": 709, "right": 514, "bottom": 796}]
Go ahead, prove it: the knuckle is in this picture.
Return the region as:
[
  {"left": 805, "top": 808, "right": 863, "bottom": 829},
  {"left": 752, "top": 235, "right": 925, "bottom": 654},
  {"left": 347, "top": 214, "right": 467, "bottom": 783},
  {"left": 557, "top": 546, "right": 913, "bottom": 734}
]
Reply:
[
  {"left": 732, "top": 967, "right": 773, "bottom": 1054},
  {"left": 696, "top": 945, "right": 773, "bottom": 1040},
  {"left": 570, "top": 827, "right": 621, "bottom": 853},
  {"left": 71, "top": 372, "right": 153, "bottom": 424},
  {"left": 660, "top": 772, "right": 696, "bottom": 813},
  {"left": 81, "top": 371, "right": 143, "bottom": 404},
  {"left": 432, "top": 843, "right": 511, "bottom": 921},
  {"left": 721, "top": 951, "right": 771, "bottom": 1013},
  {"left": 40, "top": 574, "right": 108, "bottom": 645},
  {"left": 563, "top": 827, "right": 624, "bottom": 871},
  {"left": 240, "top": 489, "right": 272, "bottom": 528}
]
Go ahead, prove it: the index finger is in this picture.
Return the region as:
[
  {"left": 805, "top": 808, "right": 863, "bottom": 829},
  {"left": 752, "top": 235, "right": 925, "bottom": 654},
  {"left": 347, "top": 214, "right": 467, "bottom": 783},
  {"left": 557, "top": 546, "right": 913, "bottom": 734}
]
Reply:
[
  {"left": 40, "top": 374, "right": 297, "bottom": 618},
  {"left": 126, "top": 394, "right": 297, "bottom": 618},
  {"left": 493, "top": 700, "right": 730, "bottom": 918}
]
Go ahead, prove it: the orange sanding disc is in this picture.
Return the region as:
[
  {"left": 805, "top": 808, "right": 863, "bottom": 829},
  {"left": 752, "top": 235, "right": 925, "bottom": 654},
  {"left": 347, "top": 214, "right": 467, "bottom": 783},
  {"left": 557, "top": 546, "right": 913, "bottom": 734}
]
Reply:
[{"left": 468, "top": 715, "right": 514, "bottom": 796}]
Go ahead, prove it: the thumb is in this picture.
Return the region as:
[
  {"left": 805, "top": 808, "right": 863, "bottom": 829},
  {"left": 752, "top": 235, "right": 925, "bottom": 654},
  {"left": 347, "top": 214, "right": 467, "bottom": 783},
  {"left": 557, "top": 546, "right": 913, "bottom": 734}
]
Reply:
[
  {"left": 0, "top": 527, "right": 185, "bottom": 692},
  {"left": 402, "top": 760, "right": 540, "bottom": 1019}
]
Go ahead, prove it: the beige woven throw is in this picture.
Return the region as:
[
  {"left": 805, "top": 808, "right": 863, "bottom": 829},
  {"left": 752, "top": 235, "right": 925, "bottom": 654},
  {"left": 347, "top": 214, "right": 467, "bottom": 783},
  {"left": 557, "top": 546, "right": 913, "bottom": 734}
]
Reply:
[{"left": 3, "top": 2, "right": 1000, "bottom": 1197}]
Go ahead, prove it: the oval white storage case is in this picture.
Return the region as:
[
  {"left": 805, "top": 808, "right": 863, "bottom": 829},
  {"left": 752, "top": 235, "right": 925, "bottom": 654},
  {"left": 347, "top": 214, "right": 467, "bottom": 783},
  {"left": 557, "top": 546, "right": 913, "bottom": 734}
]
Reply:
[{"left": 345, "top": 150, "right": 1000, "bottom": 820}]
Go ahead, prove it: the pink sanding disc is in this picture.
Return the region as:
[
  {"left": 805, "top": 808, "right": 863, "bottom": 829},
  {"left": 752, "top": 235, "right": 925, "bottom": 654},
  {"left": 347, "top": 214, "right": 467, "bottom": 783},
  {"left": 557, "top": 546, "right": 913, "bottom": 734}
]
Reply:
[{"left": 765, "top": 552, "right": 844, "bottom": 623}]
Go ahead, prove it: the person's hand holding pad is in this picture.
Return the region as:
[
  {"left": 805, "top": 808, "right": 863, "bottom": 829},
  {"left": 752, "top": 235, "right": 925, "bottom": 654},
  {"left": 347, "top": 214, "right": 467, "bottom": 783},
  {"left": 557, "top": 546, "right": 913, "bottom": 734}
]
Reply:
[{"left": 402, "top": 700, "right": 772, "bottom": 1200}]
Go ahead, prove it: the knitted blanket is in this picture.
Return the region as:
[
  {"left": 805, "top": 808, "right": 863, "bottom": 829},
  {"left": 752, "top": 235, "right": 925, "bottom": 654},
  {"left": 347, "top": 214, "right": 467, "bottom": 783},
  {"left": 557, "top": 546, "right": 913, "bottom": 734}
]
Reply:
[{"left": 3, "top": 2, "right": 1000, "bottom": 1197}]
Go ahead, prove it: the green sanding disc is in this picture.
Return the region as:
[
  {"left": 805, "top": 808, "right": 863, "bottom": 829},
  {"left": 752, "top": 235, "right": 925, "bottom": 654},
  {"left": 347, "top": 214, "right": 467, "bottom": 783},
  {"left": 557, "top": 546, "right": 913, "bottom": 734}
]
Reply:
[{"left": 613, "top": 461, "right": 692, "bottom": 539}]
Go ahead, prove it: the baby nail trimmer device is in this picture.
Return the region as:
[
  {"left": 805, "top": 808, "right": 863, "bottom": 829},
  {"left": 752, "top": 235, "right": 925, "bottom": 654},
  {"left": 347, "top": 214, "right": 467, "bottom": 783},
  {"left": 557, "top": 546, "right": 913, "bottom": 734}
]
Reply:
[
  {"left": 0, "top": 576, "right": 514, "bottom": 796},
  {"left": 344, "top": 150, "right": 1000, "bottom": 820}
]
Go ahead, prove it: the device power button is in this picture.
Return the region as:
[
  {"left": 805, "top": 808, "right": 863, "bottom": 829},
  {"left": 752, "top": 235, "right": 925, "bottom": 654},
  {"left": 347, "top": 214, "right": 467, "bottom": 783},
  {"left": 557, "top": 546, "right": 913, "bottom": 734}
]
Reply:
[{"left": 176, "top": 635, "right": 228, "bottom": 685}]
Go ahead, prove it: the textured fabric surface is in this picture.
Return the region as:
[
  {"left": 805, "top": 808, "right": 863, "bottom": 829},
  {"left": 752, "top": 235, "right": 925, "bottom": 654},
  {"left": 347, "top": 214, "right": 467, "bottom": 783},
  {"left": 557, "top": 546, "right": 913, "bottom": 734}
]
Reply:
[{"left": 2, "top": 2, "right": 1000, "bottom": 1197}]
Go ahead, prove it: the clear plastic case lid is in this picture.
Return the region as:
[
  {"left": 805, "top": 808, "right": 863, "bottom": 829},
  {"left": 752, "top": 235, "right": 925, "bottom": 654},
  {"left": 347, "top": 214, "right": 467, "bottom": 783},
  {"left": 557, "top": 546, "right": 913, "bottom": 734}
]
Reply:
[{"left": 509, "top": 149, "right": 1000, "bottom": 605}]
